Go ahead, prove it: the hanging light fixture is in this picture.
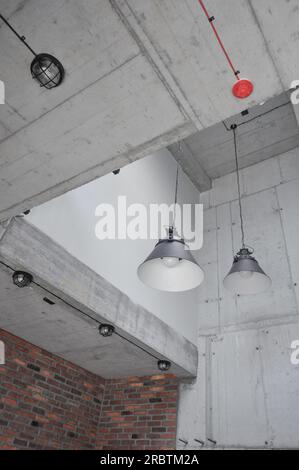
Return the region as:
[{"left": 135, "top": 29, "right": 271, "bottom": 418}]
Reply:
[
  {"left": 223, "top": 125, "right": 271, "bottom": 295},
  {"left": 0, "top": 14, "right": 64, "bottom": 89},
  {"left": 138, "top": 160, "right": 204, "bottom": 292}
]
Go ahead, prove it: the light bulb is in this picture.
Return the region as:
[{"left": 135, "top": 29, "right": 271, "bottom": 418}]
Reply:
[
  {"left": 239, "top": 271, "right": 254, "bottom": 279},
  {"left": 162, "top": 257, "right": 180, "bottom": 268}
]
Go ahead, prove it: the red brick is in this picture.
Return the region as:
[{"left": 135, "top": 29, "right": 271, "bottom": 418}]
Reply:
[{"left": 0, "top": 328, "right": 178, "bottom": 450}]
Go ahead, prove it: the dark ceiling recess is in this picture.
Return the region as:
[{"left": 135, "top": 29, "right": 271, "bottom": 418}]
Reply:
[{"left": 0, "top": 13, "right": 64, "bottom": 89}]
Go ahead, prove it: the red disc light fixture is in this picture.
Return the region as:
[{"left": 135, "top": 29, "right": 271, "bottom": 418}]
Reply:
[
  {"left": 197, "top": 0, "right": 254, "bottom": 99},
  {"left": 232, "top": 79, "right": 254, "bottom": 100}
]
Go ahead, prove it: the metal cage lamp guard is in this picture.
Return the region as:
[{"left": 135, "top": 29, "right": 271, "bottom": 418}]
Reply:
[{"left": 0, "top": 14, "right": 64, "bottom": 89}]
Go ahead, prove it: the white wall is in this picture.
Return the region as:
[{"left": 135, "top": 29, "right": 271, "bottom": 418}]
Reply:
[
  {"left": 27, "top": 149, "right": 201, "bottom": 344},
  {"left": 177, "top": 149, "right": 299, "bottom": 449}
]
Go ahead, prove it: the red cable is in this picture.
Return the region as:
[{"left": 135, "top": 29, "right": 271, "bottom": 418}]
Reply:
[{"left": 197, "top": 0, "right": 240, "bottom": 80}]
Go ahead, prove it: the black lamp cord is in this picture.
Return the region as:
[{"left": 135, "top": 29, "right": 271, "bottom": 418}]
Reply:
[
  {"left": 170, "top": 142, "right": 183, "bottom": 235},
  {"left": 0, "top": 13, "right": 37, "bottom": 56},
  {"left": 0, "top": 259, "right": 161, "bottom": 362},
  {"left": 172, "top": 162, "right": 179, "bottom": 229},
  {"left": 231, "top": 124, "right": 245, "bottom": 249}
]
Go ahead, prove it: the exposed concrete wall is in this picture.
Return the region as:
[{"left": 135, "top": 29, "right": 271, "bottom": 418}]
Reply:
[
  {"left": 27, "top": 150, "right": 200, "bottom": 344},
  {"left": 177, "top": 149, "right": 299, "bottom": 449}
]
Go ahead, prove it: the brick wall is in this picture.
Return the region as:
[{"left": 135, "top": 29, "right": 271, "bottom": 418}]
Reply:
[
  {"left": 0, "top": 329, "right": 179, "bottom": 450},
  {"left": 98, "top": 376, "right": 178, "bottom": 450},
  {"left": 0, "top": 329, "right": 105, "bottom": 450}
]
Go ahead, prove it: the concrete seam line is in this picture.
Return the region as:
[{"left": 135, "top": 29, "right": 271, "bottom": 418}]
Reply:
[
  {"left": 247, "top": 0, "right": 284, "bottom": 90},
  {"left": 109, "top": 0, "right": 203, "bottom": 129},
  {"left": 274, "top": 185, "right": 299, "bottom": 313},
  {"left": 0, "top": 121, "right": 195, "bottom": 222}
]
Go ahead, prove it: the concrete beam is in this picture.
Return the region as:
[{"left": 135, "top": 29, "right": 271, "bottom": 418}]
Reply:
[
  {"left": 0, "top": 1, "right": 197, "bottom": 222},
  {"left": 0, "top": 217, "right": 198, "bottom": 378},
  {"left": 0, "top": 0, "right": 289, "bottom": 221},
  {"left": 168, "top": 141, "right": 211, "bottom": 192},
  {"left": 124, "top": 0, "right": 283, "bottom": 123},
  {"left": 249, "top": 0, "right": 299, "bottom": 90},
  {"left": 109, "top": 0, "right": 205, "bottom": 131},
  {"left": 0, "top": 120, "right": 195, "bottom": 222}
]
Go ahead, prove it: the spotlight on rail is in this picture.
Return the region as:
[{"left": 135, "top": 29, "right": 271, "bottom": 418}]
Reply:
[
  {"left": 99, "top": 324, "right": 115, "bottom": 337},
  {"left": 157, "top": 360, "right": 171, "bottom": 372},
  {"left": 12, "top": 271, "right": 33, "bottom": 288}
]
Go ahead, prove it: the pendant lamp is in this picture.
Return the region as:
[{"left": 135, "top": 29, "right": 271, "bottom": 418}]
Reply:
[
  {"left": 138, "top": 163, "right": 204, "bottom": 292},
  {"left": 223, "top": 125, "right": 271, "bottom": 295}
]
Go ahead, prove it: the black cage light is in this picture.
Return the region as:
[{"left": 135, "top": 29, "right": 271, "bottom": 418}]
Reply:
[
  {"left": 0, "top": 14, "right": 64, "bottom": 89},
  {"left": 157, "top": 360, "right": 171, "bottom": 372},
  {"left": 31, "top": 54, "right": 64, "bottom": 89},
  {"left": 12, "top": 271, "right": 33, "bottom": 288},
  {"left": 223, "top": 125, "right": 271, "bottom": 295},
  {"left": 99, "top": 324, "right": 115, "bottom": 337}
]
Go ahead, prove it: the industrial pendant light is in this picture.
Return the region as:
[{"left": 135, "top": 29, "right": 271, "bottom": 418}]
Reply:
[
  {"left": 0, "top": 14, "right": 64, "bottom": 89},
  {"left": 223, "top": 125, "right": 271, "bottom": 295},
  {"left": 138, "top": 162, "right": 204, "bottom": 292}
]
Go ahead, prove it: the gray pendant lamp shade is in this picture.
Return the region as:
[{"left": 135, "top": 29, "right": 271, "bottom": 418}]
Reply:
[
  {"left": 138, "top": 160, "right": 204, "bottom": 292},
  {"left": 138, "top": 230, "right": 204, "bottom": 292},
  {"left": 223, "top": 248, "right": 271, "bottom": 295},
  {"left": 224, "top": 125, "right": 271, "bottom": 295}
]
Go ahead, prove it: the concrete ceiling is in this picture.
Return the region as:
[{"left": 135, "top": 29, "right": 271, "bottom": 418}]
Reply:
[
  {"left": 1, "top": 0, "right": 299, "bottom": 219},
  {"left": 0, "top": 217, "right": 197, "bottom": 379},
  {"left": 0, "top": 266, "right": 164, "bottom": 379},
  {"left": 170, "top": 92, "right": 299, "bottom": 186}
]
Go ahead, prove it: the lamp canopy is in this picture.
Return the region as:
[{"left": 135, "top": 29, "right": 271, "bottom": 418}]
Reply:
[{"left": 138, "top": 228, "right": 204, "bottom": 292}]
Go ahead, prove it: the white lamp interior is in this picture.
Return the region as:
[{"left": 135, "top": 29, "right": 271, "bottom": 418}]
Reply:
[{"left": 138, "top": 258, "right": 204, "bottom": 292}]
